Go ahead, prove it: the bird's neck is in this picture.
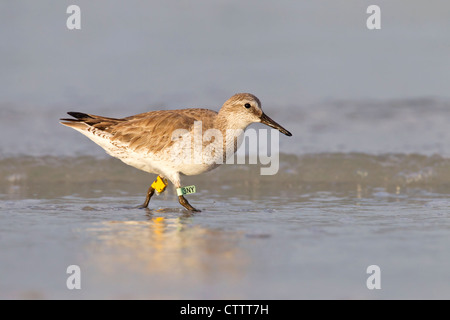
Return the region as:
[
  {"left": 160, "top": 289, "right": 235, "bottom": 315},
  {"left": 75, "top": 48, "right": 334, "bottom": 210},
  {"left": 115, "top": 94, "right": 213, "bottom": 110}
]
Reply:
[
  {"left": 214, "top": 112, "right": 251, "bottom": 133},
  {"left": 213, "top": 113, "right": 248, "bottom": 161}
]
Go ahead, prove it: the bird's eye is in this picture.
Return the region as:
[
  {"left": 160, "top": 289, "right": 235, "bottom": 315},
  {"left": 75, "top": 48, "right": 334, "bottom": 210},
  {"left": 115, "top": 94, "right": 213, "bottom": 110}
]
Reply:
[{"left": 244, "top": 103, "right": 251, "bottom": 109}]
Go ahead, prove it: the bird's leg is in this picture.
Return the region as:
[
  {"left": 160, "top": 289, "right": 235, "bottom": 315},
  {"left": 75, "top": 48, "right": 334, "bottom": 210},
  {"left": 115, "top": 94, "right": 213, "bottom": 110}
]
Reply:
[
  {"left": 172, "top": 173, "right": 200, "bottom": 212},
  {"left": 139, "top": 185, "right": 155, "bottom": 209},
  {"left": 139, "top": 175, "right": 167, "bottom": 209},
  {"left": 178, "top": 195, "right": 201, "bottom": 212}
]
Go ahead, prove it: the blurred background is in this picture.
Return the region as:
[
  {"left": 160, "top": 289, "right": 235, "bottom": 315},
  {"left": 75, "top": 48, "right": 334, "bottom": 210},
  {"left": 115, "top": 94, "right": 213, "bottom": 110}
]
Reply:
[{"left": 1, "top": 0, "right": 450, "bottom": 156}]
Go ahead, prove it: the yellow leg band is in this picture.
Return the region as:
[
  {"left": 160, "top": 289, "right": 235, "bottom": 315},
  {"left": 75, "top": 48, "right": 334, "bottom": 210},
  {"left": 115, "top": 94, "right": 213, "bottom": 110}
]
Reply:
[{"left": 151, "top": 176, "right": 168, "bottom": 193}]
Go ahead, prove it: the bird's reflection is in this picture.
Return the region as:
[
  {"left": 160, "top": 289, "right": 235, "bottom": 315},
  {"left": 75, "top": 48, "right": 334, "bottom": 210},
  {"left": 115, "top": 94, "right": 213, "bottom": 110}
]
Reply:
[{"left": 84, "top": 211, "right": 247, "bottom": 282}]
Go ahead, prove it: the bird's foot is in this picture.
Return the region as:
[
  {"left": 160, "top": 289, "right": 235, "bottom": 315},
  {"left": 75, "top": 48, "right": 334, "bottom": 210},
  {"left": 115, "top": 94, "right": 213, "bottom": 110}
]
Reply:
[{"left": 178, "top": 195, "right": 201, "bottom": 212}]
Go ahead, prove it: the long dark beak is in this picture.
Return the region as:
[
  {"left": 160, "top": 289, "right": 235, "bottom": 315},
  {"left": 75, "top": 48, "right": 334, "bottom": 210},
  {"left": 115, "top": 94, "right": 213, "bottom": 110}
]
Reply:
[{"left": 260, "top": 112, "right": 292, "bottom": 137}]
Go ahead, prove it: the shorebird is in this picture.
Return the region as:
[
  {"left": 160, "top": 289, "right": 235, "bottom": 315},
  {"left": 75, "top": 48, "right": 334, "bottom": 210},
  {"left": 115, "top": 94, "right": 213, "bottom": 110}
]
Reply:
[{"left": 60, "top": 93, "right": 292, "bottom": 212}]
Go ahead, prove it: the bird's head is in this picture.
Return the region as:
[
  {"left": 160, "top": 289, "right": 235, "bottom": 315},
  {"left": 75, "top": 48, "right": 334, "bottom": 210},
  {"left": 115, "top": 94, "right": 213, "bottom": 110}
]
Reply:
[{"left": 219, "top": 93, "right": 292, "bottom": 136}]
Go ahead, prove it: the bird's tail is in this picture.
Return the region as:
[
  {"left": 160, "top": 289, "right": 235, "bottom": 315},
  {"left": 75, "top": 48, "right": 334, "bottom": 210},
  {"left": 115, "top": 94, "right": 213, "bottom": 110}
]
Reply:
[{"left": 60, "top": 112, "right": 124, "bottom": 131}]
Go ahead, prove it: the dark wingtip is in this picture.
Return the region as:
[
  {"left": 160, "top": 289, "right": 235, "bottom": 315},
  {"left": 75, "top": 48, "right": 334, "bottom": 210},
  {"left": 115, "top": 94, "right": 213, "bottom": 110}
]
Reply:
[
  {"left": 60, "top": 112, "right": 92, "bottom": 122},
  {"left": 67, "top": 112, "right": 92, "bottom": 119}
]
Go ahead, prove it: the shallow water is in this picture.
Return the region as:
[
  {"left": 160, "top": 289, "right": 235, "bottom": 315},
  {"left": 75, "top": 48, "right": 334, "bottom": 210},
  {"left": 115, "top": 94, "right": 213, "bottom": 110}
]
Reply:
[
  {"left": 1, "top": 0, "right": 450, "bottom": 300},
  {"left": 2, "top": 100, "right": 450, "bottom": 300},
  {"left": 1, "top": 154, "right": 450, "bottom": 299}
]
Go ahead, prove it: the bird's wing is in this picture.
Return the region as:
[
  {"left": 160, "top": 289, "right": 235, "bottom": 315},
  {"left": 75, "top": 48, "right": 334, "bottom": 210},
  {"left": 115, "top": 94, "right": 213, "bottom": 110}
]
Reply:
[{"left": 61, "top": 109, "right": 218, "bottom": 154}]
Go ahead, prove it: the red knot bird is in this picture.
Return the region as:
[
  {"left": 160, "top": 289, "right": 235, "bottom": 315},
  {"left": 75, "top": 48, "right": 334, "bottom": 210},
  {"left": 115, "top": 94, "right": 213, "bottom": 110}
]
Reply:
[{"left": 60, "top": 93, "right": 292, "bottom": 212}]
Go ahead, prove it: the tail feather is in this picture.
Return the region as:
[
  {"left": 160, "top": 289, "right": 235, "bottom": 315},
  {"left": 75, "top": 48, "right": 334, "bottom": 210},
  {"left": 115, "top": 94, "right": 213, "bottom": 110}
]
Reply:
[
  {"left": 60, "top": 112, "right": 93, "bottom": 122},
  {"left": 60, "top": 112, "right": 124, "bottom": 131}
]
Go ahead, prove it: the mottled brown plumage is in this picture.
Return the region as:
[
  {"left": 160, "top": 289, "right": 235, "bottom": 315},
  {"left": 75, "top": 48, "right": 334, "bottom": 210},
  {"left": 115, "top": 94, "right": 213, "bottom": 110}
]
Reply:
[{"left": 62, "top": 108, "right": 218, "bottom": 154}]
